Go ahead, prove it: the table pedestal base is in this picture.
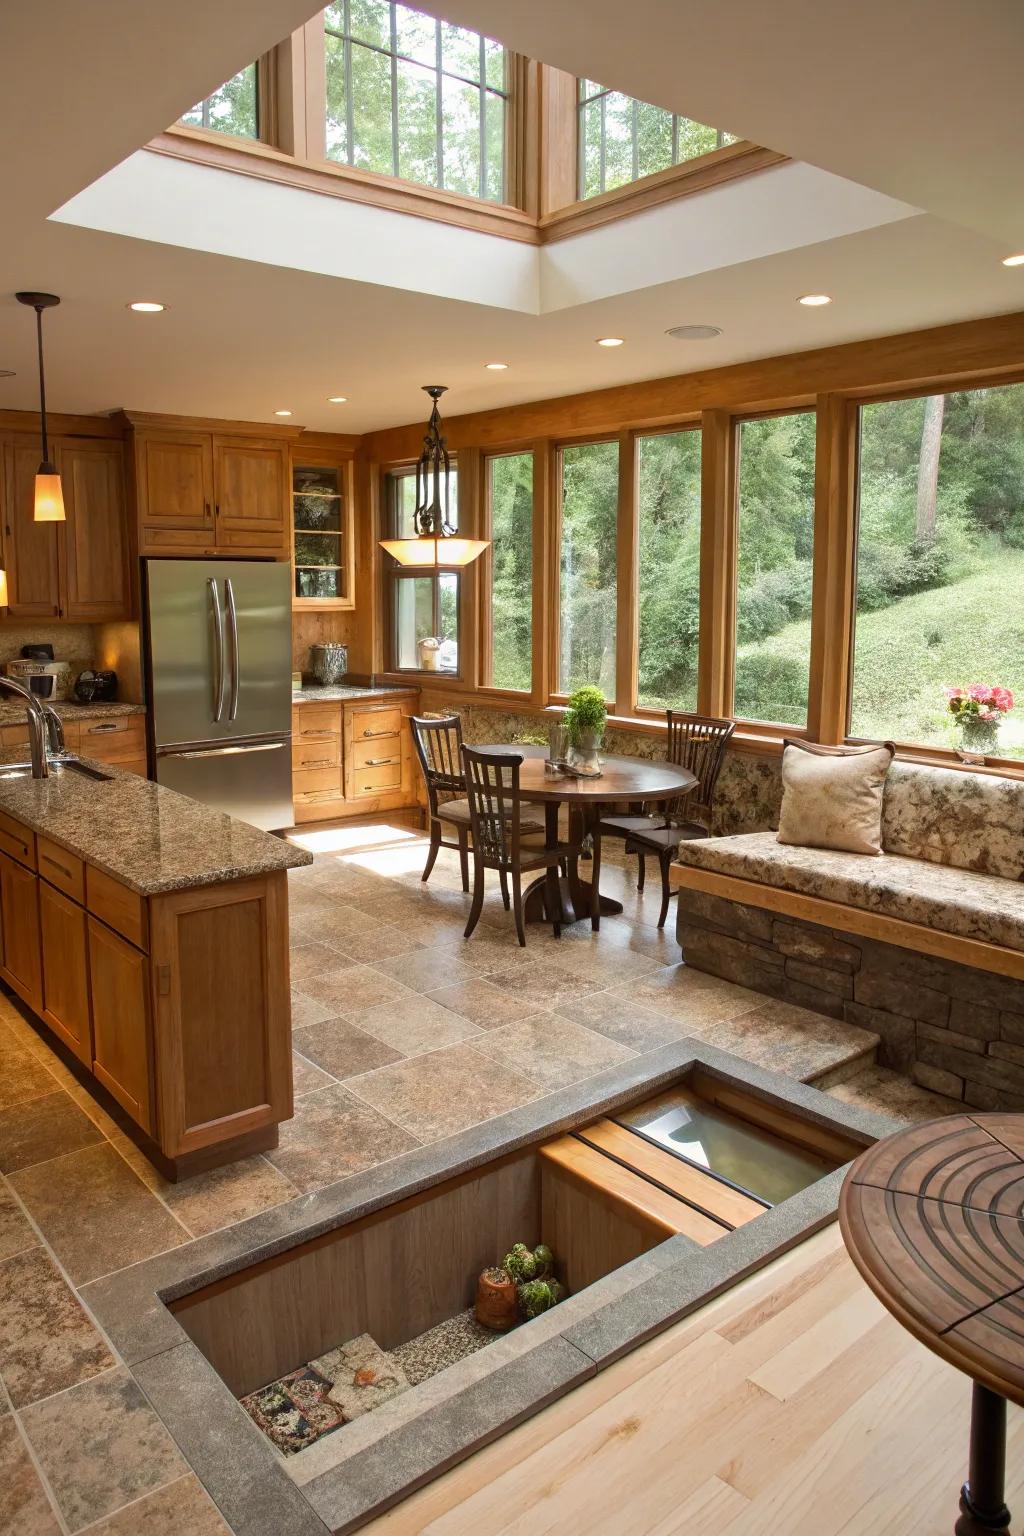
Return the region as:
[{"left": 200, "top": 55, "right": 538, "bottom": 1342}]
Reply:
[
  {"left": 522, "top": 872, "right": 623, "bottom": 926},
  {"left": 955, "top": 1384, "right": 1010, "bottom": 1536}
]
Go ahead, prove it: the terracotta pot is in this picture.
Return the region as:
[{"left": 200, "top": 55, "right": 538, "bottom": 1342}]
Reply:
[{"left": 475, "top": 1267, "right": 519, "bottom": 1332}]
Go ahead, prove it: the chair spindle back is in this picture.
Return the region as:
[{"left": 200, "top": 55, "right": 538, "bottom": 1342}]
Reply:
[
  {"left": 461, "top": 746, "right": 523, "bottom": 867},
  {"left": 666, "top": 712, "right": 736, "bottom": 826},
  {"left": 411, "top": 715, "right": 464, "bottom": 812}
]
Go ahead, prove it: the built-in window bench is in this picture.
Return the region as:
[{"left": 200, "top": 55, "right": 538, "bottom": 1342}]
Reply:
[{"left": 671, "top": 762, "right": 1024, "bottom": 1111}]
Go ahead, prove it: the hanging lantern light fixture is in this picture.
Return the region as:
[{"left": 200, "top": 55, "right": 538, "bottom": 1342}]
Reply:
[
  {"left": 379, "top": 385, "right": 487, "bottom": 567},
  {"left": 16, "top": 292, "right": 65, "bottom": 523}
]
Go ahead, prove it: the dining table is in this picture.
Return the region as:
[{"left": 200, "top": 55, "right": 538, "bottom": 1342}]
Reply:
[{"left": 476, "top": 743, "right": 697, "bottom": 926}]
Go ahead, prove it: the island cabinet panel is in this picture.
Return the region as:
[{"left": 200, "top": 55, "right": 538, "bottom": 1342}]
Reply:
[
  {"left": 88, "top": 915, "right": 154, "bottom": 1135},
  {"left": 0, "top": 849, "right": 43, "bottom": 1013},
  {"left": 149, "top": 872, "right": 292, "bottom": 1158},
  {"left": 39, "top": 881, "right": 92, "bottom": 1066}
]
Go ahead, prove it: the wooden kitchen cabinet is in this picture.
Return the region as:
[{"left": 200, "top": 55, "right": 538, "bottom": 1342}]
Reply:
[
  {"left": 130, "top": 422, "right": 289, "bottom": 558},
  {"left": 2, "top": 442, "right": 61, "bottom": 618},
  {"left": 291, "top": 692, "right": 419, "bottom": 823},
  {"left": 1, "top": 437, "right": 130, "bottom": 621},
  {"left": 39, "top": 880, "right": 92, "bottom": 1066},
  {"left": 58, "top": 439, "right": 131, "bottom": 620},
  {"left": 88, "top": 915, "right": 153, "bottom": 1135},
  {"left": 0, "top": 848, "right": 42, "bottom": 1013}
]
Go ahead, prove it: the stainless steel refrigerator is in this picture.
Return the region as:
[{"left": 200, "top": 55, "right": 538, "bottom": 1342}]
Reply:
[{"left": 144, "top": 559, "right": 293, "bottom": 831}]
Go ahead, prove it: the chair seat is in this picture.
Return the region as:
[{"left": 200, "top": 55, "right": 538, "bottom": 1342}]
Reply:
[
  {"left": 436, "top": 798, "right": 545, "bottom": 834},
  {"left": 602, "top": 817, "right": 709, "bottom": 852}
]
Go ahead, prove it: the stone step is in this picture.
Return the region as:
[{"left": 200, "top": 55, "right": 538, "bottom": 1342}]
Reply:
[
  {"left": 692, "top": 996, "right": 879, "bottom": 1089},
  {"left": 825, "top": 1064, "right": 964, "bottom": 1126}
]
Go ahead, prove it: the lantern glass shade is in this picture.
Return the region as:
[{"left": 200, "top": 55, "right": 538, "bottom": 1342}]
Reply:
[
  {"left": 34, "top": 468, "right": 65, "bottom": 523},
  {"left": 0, "top": 569, "right": 8, "bottom": 606},
  {"left": 379, "top": 536, "right": 487, "bottom": 568}
]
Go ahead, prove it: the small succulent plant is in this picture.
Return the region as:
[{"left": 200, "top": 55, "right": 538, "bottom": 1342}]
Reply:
[{"left": 503, "top": 1243, "right": 537, "bottom": 1282}]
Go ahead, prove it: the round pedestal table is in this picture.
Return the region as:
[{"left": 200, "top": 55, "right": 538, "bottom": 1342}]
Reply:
[
  {"left": 840, "top": 1113, "right": 1024, "bottom": 1535},
  {"left": 475, "top": 744, "right": 697, "bottom": 926}
]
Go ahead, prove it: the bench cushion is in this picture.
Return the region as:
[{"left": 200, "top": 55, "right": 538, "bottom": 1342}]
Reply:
[
  {"left": 674, "top": 831, "right": 1024, "bottom": 954},
  {"left": 881, "top": 762, "right": 1024, "bottom": 879}
]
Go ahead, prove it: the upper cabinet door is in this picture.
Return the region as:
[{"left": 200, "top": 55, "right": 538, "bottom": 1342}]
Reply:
[
  {"left": 213, "top": 438, "right": 289, "bottom": 553},
  {"left": 58, "top": 439, "right": 131, "bottom": 622},
  {"left": 136, "top": 432, "right": 215, "bottom": 535},
  {"left": 2, "top": 442, "right": 61, "bottom": 618}
]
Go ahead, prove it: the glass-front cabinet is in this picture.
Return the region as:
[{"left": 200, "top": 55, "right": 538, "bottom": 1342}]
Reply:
[{"left": 291, "top": 453, "right": 355, "bottom": 609}]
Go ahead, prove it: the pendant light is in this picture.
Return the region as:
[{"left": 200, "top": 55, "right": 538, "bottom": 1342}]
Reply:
[
  {"left": 16, "top": 292, "right": 65, "bottom": 522},
  {"left": 379, "top": 386, "right": 487, "bottom": 567}
]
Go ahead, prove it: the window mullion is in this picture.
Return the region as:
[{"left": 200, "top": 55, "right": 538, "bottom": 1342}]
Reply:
[
  {"left": 631, "top": 97, "right": 639, "bottom": 183},
  {"left": 389, "top": 2, "right": 400, "bottom": 178},
  {"left": 478, "top": 34, "right": 487, "bottom": 201},
  {"left": 599, "top": 91, "right": 607, "bottom": 195},
  {"left": 435, "top": 20, "right": 444, "bottom": 189},
  {"left": 343, "top": 0, "right": 355, "bottom": 165}
]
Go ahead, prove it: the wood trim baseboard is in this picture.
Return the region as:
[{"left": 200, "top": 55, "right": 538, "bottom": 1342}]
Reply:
[{"left": 670, "top": 863, "right": 1024, "bottom": 982}]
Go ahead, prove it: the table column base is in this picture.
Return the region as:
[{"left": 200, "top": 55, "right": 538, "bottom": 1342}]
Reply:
[
  {"left": 954, "top": 1384, "right": 1010, "bottom": 1536},
  {"left": 522, "top": 873, "right": 623, "bottom": 926}
]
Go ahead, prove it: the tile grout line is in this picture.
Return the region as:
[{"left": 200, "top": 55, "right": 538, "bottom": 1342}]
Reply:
[
  {"left": 1, "top": 1352, "right": 74, "bottom": 1536},
  {"left": 73, "top": 1468, "right": 200, "bottom": 1534}
]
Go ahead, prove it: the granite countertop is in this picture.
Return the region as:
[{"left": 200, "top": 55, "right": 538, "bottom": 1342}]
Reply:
[
  {"left": 293, "top": 682, "right": 417, "bottom": 703},
  {"left": 0, "top": 699, "right": 146, "bottom": 725},
  {"left": 0, "top": 755, "right": 310, "bottom": 895}
]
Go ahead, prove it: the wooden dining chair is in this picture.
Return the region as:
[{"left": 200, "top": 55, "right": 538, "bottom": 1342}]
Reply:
[
  {"left": 461, "top": 746, "right": 578, "bottom": 947},
  {"left": 591, "top": 712, "right": 736, "bottom": 930},
  {"left": 410, "top": 714, "right": 474, "bottom": 890}
]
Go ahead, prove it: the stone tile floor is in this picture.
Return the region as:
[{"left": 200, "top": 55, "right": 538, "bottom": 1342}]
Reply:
[{"left": 0, "top": 819, "right": 957, "bottom": 1535}]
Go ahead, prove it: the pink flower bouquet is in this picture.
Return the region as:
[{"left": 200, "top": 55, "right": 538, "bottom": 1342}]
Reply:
[{"left": 945, "top": 684, "right": 1015, "bottom": 724}]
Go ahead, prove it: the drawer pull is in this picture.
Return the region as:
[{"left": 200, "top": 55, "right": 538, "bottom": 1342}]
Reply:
[
  {"left": 362, "top": 728, "right": 395, "bottom": 738},
  {"left": 302, "top": 790, "right": 341, "bottom": 801},
  {"left": 41, "top": 853, "right": 73, "bottom": 879},
  {"left": 363, "top": 757, "right": 398, "bottom": 767},
  {"left": 299, "top": 757, "right": 335, "bottom": 769},
  {"left": 88, "top": 723, "right": 121, "bottom": 734},
  {"left": 301, "top": 729, "right": 334, "bottom": 739}
]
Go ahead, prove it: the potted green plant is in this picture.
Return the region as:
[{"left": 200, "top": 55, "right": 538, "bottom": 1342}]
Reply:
[{"left": 564, "top": 685, "right": 607, "bottom": 773}]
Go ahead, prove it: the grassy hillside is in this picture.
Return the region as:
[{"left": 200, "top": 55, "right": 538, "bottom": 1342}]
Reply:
[{"left": 736, "top": 548, "right": 1024, "bottom": 757}]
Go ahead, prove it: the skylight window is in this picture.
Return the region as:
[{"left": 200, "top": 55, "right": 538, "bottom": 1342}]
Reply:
[
  {"left": 181, "top": 63, "right": 259, "bottom": 140},
  {"left": 577, "top": 81, "right": 735, "bottom": 199}
]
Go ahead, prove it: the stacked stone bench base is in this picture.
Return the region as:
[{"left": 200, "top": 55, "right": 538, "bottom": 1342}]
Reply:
[{"left": 676, "top": 888, "right": 1024, "bottom": 1112}]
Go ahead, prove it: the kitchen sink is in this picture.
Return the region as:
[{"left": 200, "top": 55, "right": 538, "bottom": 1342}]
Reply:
[{"left": 0, "top": 756, "right": 113, "bottom": 783}]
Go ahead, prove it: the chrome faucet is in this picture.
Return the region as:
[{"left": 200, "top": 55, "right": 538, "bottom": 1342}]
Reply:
[{"left": 0, "top": 676, "right": 50, "bottom": 778}]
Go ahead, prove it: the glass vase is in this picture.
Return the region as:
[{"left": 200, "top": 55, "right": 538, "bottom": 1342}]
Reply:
[{"left": 957, "top": 716, "right": 999, "bottom": 761}]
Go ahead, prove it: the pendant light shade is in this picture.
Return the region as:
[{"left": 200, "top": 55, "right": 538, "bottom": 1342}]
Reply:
[
  {"left": 16, "top": 292, "right": 65, "bottom": 524},
  {"left": 379, "top": 386, "right": 488, "bottom": 569},
  {"left": 0, "top": 568, "right": 8, "bottom": 606}
]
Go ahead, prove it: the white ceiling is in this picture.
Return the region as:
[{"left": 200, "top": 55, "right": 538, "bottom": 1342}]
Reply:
[{"left": 0, "top": 0, "right": 1021, "bottom": 434}]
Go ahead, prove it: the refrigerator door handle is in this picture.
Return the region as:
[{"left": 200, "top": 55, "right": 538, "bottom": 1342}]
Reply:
[
  {"left": 208, "top": 578, "right": 226, "bottom": 723},
  {"left": 165, "top": 742, "right": 287, "bottom": 760},
  {"left": 225, "top": 577, "right": 240, "bottom": 723}
]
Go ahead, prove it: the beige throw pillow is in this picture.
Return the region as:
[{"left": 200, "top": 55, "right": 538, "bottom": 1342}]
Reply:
[{"left": 777, "top": 740, "right": 895, "bottom": 856}]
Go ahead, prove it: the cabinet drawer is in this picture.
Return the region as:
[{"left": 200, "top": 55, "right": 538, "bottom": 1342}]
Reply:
[
  {"left": 293, "top": 705, "right": 340, "bottom": 739},
  {"left": 87, "top": 866, "right": 148, "bottom": 951},
  {"left": 351, "top": 707, "right": 402, "bottom": 740},
  {"left": 354, "top": 759, "right": 403, "bottom": 794},
  {"left": 352, "top": 736, "right": 401, "bottom": 770},
  {"left": 293, "top": 764, "right": 343, "bottom": 795},
  {"left": 37, "top": 836, "right": 85, "bottom": 903},
  {"left": 80, "top": 715, "right": 145, "bottom": 748},
  {"left": 0, "top": 809, "right": 35, "bottom": 870},
  {"left": 292, "top": 736, "right": 341, "bottom": 771},
  {"left": 293, "top": 788, "right": 347, "bottom": 821}
]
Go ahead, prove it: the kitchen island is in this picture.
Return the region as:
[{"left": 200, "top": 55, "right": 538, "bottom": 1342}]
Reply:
[{"left": 0, "top": 757, "right": 311, "bottom": 1178}]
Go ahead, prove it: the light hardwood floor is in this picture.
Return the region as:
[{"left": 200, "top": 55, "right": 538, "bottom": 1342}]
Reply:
[{"left": 364, "top": 1222, "right": 1024, "bottom": 1536}]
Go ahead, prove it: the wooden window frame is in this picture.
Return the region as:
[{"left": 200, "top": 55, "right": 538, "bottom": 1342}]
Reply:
[
  {"left": 479, "top": 447, "right": 537, "bottom": 699},
  {"left": 380, "top": 463, "right": 467, "bottom": 683},
  {"left": 549, "top": 435, "right": 622, "bottom": 712}
]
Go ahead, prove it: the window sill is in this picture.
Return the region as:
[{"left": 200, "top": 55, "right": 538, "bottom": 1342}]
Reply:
[{"left": 149, "top": 129, "right": 540, "bottom": 244}]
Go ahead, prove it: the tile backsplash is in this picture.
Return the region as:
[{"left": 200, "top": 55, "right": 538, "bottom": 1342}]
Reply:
[{"left": 0, "top": 624, "right": 96, "bottom": 673}]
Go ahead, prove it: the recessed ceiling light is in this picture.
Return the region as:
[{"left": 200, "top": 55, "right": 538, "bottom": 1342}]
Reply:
[
  {"left": 1002, "top": 254, "right": 1024, "bottom": 268},
  {"left": 484, "top": 361, "right": 509, "bottom": 370},
  {"left": 274, "top": 409, "right": 293, "bottom": 417},
  {"left": 797, "top": 293, "right": 832, "bottom": 307},
  {"left": 128, "top": 301, "right": 166, "bottom": 313},
  {"left": 666, "top": 324, "right": 722, "bottom": 341},
  {"left": 326, "top": 395, "right": 348, "bottom": 403},
  {"left": 596, "top": 336, "right": 624, "bottom": 347}
]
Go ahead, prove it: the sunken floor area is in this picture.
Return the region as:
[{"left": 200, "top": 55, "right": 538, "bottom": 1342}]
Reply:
[{"left": 0, "top": 821, "right": 960, "bottom": 1534}]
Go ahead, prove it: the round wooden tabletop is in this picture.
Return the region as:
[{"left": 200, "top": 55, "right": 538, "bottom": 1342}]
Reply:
[
  {"left": 476, "top": 744, "right": 697, "bottom": 804},
  {"left": 839, "top": 1113, "right": 1024, "bottom": 1408}
]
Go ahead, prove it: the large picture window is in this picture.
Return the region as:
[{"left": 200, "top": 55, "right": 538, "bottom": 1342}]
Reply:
[
  {"left": 181, "top": 64, "right": 259, "bottom": 139},
  {"left": 637, "top": 429, "right": 701, "bottom": 712},
  {"left": 734, "top": 413, "right": 816, "bottom": 726},
  {"left": 386, "top": 468, "right": 461, "bottom": 675},
  {"left": 487, "top": 453, "right": 533, "bottom": 691},
  {"left": 558, "top": 442, "right": 619, "bottom": 698},
  {"left": 324, "top": 1, "right": 508, "bottom": 202},
  {"left": 851, "top": 384, "right": 1024, "bottom": 758},
  {"left": 577, "top": 81, "right": 734, "bottom": 200}
]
